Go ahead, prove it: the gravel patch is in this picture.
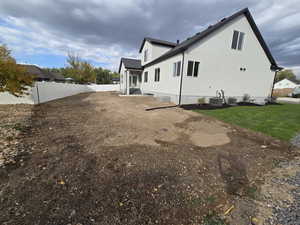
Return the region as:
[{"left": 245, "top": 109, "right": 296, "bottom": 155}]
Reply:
[
  {"left": 265, "top": 160, "right": 300, "bottom": 225},
  {"left": 291, "top": 133, "right": 300, "bottom": 148},
  {"left": 0, "top": 105, "right": 32, "bottom": 168}
]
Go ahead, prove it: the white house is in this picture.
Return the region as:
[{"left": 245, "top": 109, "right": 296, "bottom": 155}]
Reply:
[
  {"left": 118, "top": 8, "right": 282, "bottom": 105},
  {"left": 274, "top": 78, "right": 299, "bottom": 89}
]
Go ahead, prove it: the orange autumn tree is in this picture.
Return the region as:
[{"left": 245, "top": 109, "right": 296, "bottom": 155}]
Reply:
[{"left": 0, "top": 45, "right": 34, "bottom": 96}]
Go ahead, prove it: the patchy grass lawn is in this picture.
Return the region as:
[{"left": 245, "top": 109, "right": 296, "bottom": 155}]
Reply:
[{"left": 195, "top": 104, "right": 300, "bottom": 141}]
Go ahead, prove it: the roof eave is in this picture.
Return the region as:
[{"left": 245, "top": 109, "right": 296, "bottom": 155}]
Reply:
[{"left": 271, "top": 64, "right": 284, "bottom": 71}]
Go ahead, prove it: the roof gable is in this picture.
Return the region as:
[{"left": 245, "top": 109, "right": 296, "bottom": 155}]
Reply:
[
  {"left": 277, "top": 78, "right": 297, "bottom": 85},
  {"left": 139, "top": 37, "right": 177, "bottom": 53},
  {"left": 118, "top": 58, "right": 142, "bottom": 73},
  {"left": 144, "top": 8, "right": 279, "bottom": 70}
]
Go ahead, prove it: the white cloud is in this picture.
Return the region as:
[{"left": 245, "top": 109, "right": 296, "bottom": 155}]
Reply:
[
  {"left": 0, "top": 0, "right": 299, "bottom": 72},
  {"left": 0, "top": 16, "right": 137, "bottom": 71}
]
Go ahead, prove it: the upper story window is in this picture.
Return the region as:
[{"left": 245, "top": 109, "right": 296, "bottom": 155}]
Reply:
[
  {"left": 154, "top": 68, "right": 160, "bottom": 82},
  {"left": 231, "top": 30, "right": 245, "bottom": 50},
  {"left": 187, "top": 61, "right": 200, "bottom": 77},
  {"left": 144, "top": 71, "right": 148, "bottom": 83},
  {"left": 173, "top": 61, "right": 181, "bottom": 77},
  {"left": 144, "top": 49, "right": 148, "bottom": 62}
]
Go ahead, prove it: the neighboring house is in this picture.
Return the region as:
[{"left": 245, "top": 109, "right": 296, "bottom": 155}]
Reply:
[
  {"left": 274, "top": 78, "right": 299, "bottom": 89},
  {"left": 20, "top": 64, "right": 65, "bottom": 82},
  {"left": 118, "top": 8, "right": 282, "bottom": 105}
]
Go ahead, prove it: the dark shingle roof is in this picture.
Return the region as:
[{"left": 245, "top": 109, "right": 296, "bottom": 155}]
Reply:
[
  {"left": 144, "top": 8, "right": 279, "bottom": 70},
  {"left": 118, "top": 58, "right": 142, "bottom": 73},
  {"left": 51, "top": 72, "right": 65, "bottom": 81},
  {"left": 139, "top": 37, "right": 177, "bottom": 53},
  {"left": 20, "top": 65, "right": 52, "bottom": 80},
  {"left": 19, "top": 64, "right": 65, "bottom": 81}
]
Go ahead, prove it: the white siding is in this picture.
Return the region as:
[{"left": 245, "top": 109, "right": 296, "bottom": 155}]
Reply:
[
  {"left": 151, "top": 45, "right": 173, "bottom": 62},
  {"left": 141, "top": 41, "right": 173, "bottom": 66},
  {"left": 141, "top": 41, "right": 153, "bottom": 66},
  {"left": 141, "top": 54, "right": 183, "bottom": 103},
  {"left": 140, "top": 14, "right": 275, "bottom": 105},
  {"left": 119, "top": 62, "right": 127, "bottom": 93},
  {"left": 181, "top": 14, "right": 275, "bottom": 104}
]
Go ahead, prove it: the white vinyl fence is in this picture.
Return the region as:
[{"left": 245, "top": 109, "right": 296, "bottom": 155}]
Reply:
[{"left": 0, "top": 82, "right": 120, "bottom": 105}]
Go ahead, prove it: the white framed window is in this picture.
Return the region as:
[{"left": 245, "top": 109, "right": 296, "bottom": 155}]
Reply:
[
  {"left": 187, "top": 60, "right": 200, "bottom": 77},
  {"left": 231, "top": 30, "right": 245, "bottom": 50},
  {"left": 144, "top": 49, "right": 148, "bottom": 62},
  {"left": 144, "top": 71, "right": 148, "bottom": 83},
  {"left": 154, "top": 68, "right": 160, "bottom": 82},
  {"left": 173, "top": 61, "right": 181, "bottom": 77}
]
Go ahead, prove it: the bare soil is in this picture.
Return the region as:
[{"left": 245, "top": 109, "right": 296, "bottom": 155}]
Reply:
[{"left": 0, "top": 92, "right": 299, "bottom": 225}]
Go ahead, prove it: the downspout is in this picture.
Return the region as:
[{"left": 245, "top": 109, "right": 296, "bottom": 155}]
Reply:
[
  {"left": 125, "top": 70, "right": 127, "bottom": 95},
  {"left": 271, "top": 70, "right": 278, "bottom": 99},
  {"left": 271, "top": 65, "right": 283, "bottom": 99},
  {"left": 178, "top": 52, "right": 185, "bottom": 106}
]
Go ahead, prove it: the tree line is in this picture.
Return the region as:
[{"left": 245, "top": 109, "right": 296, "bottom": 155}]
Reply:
[
  {"left": 45, "top": 54, "right": 120, "bottom": 84},
  {"left": 274, "top": 69, "right": 299, "bottom": 83}
]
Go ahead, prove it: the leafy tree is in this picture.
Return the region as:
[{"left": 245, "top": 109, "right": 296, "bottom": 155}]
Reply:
[
  {"left": 65, "top": 54, "right": 96, "bottom": 84},
  {"left": 95, "top": 67, "right": 111, "bottom": 84},
  {"left": 275, "top": 69, "right": 297, "bottom": 83},
  {"left": 43, "top": 55, "right": 120, "bottom": 84},
  {"left": 0, "top": 45, "right": 34, "bottom": 96}
]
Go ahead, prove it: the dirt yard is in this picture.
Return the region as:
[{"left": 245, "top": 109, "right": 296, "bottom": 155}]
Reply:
[{"left": 0, "top": 92, "right": 299, "bottom": 225}]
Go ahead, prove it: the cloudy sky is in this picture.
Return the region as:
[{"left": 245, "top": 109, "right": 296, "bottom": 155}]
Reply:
[{"left": 0, "top": 0, "right": 299, "bottom": 76}]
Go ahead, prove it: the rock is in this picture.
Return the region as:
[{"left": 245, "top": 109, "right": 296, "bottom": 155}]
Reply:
[
  {"left": 70, "top": 209, "right": 76, "bottom": 218},
  {"left": 251, "top": 217, "right": 261, "bottom": 225},
  {"left": 291, "top": 133, "right": 300, "bottom": 147}
]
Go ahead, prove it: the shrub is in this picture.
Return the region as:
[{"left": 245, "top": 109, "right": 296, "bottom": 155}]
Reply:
[
  {"left": 198, "top": 97, "right": 206, "bottom": 105},
  {"left": 209, "top": 97, "right": 223, "bottom": 106},
  {"left": 242, "top": 94, "right": 251, "bottom": 102},
  {"left": 227, "top": 97, "right": 237, "bottom": 105}
]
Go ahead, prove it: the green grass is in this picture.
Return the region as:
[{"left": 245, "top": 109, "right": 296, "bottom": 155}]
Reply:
[{"left": 195, "top": 104, "right": 300, "bottom": 141}]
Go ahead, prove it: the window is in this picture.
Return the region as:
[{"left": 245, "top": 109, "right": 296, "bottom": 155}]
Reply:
[
  {"left": 187, "top": 61, "right": 194, "bottom": 76},
  {"left": 231, "top": 30, "right": 245, "bottom": 50},
  {"left": 173, "top": 61, "right": 181, "bottom": 76},
  {"left": 194, "top": 61, "right": 199, "bottom": 77},
  {"left": 238, "top": 32, "right": 245, "bottom": 50},
  {"left": 187, "top": 61, "right": 200, "bottom": 77},
  {"left": 144, "top": 49, "right": 148, "bottom": 62},
  {"left": 231, "top": 31, "right": 239, "bottom": 49},
  {"left": 144, "top": 72, "right": 148, "bottom": 83},
  {"left": 154, "top": 68, "right": 160, "bottom": 82}
]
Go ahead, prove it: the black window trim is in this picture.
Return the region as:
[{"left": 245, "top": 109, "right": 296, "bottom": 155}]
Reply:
[
  {"left": 231, "top": 30, "right": 239, "bottom": 50},
  {"left": 238, "top": 32, "right": 245, "bottom": 50},
  {"left": 187, "top": 61, "right": 194, "bottom": 76},
  {"left": 154, "top": 68, "right": 160, "bottom": 82},
  {"left": 173, "top": 61, "right": 182, "bottom": 77},
  {"left": 187, "top": 60, "right": 200, "bottom": 77},
  {"left": 144, "top": 71, "right": 148, "bottom": 83},
  {"left": 232, "top": 30, "right": 245, "bottom": 51}
]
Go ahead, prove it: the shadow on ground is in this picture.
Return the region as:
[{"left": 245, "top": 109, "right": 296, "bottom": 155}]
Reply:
[{"left": 0, "top": 92, "right": 297, "bottom": 225}]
